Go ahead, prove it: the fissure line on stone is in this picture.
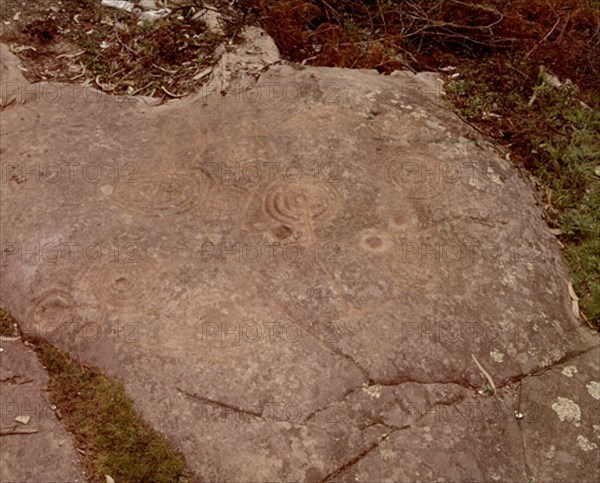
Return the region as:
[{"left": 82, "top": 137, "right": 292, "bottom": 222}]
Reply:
[
  {"left": 515, "top": 382, "right": 534, "bottom": 481},
  {"left": 176, "top": 387, "right": 263, "bottom": 418},
  {"left": 375, "top": 377, "right": 478, "bottom": 392},
  {"left": 315, "top": 257, "right": 351, "bottom": 313},
  {"left": 497, "top": 344, "right": 600, "bottom": 389},
  {"left": 324, "top": 377, "right": 475, "bottom": 416},
  {"left": 318, "top": 431, "right": 397, "bottom": 483},
  {"left": 302, "top": 385, "right": 365, "bottom": 424},
  {"left": 270, "top": 299, "right": 371, "bottom": 382}
]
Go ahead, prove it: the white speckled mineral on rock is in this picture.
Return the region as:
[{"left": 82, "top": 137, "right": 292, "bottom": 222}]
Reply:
[{"left": 1, "top": 28, "right": 598, "bottom": 482}]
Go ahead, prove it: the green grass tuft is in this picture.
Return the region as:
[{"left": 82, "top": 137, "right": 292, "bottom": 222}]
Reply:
[{"left": 36, "top": 344, "right": 190, "bottom": 483}]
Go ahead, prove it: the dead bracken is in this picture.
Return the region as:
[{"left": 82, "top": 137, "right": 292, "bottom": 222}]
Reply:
[{"left": 0, "top": 0, "right": 242, "bottom": 98}]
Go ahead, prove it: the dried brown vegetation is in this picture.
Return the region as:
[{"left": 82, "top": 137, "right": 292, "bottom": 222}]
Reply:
[{"left": 242, "top": 0, "right": 599, "bottom": 91}]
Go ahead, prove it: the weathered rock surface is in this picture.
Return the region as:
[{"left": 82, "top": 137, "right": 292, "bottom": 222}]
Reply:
[
  {"left": 1, "top": 30, "right": 598, "bottom": 482},
  {"left": 0, "top": 337, "right": 84, "bottom": 482}
]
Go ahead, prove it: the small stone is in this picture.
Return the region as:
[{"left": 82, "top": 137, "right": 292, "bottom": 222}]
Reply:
[
  {"left": 15, "top": 415, "right": 31, "bottom": 425},
  {"left": 490, "top": 350, "right": 504, "bottom": 363},
  {"left": 137, "top": 9, "right": 171, "bottom": 24},
  {"left": 138, "top": 0, "right": 157, "bottom": 9},
  {"left": 101, "top": 0, "right": 135, "bottom": 12}
]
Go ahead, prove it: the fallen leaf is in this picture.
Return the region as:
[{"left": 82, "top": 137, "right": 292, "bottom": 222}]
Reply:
[
  {"left": 193, "top": 67, "right": 213, "bottom": 80},
  {"left": 55, "top": 50, "right": 86, "bottom": 60},
  {"left": 10, "top": 44, "right": 36, "bottom": 54},
  {"left": 567, "top": 280, "right": 579, "bottom": 301},
  {"left": 471, "top": 354, "right": 496, "bottom": 395},
  {"left": 572, "top": 299, "right": 580, "bottom": 319}
]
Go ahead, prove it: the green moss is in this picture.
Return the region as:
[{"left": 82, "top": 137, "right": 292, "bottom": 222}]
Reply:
[
  {"left": 0, "top": 305, "right": 190, "bottom": 481},
  {"left": 36, "top": 344, "right": 190, "bottom": 483},
  {"left": 445, "top": 79, "right": 500, "bottom": 118}
]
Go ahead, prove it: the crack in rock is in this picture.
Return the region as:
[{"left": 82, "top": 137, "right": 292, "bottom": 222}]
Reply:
[
  {"left": 177, "top": 387, "right": 263, "bottom": 419},
  {"left": 318, "top": 431, "right": 399, "bottom": 483},
  {"left": 497, "top": 344, "right": 600, "bottom": 389}
]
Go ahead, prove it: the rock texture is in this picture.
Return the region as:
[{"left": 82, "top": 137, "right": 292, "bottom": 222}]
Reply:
[
  {"left": 0, "top": 337, "right": 84, "bottom": 482},
  {"left": 1, "top": 30, "right": 598, "bottom": 482}
]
